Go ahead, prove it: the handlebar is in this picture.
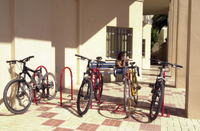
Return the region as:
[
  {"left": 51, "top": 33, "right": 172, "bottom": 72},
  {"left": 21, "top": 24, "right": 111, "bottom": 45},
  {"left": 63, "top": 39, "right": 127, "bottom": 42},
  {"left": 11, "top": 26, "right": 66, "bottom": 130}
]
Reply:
[
  {"left": 113, "top": 65, "right": 140, "bottom": 77},
  {"left": 150, "top": 58, "right": 183, "bottom": 68},
  {"left": 6, "top": 56, "right": 34, "bottom": 64},
  {"left": 75, "top": 54, "right": 106, "bottom": 64},
  {"left": 75, "top": 54, "right": 90, "bottom": 60}
]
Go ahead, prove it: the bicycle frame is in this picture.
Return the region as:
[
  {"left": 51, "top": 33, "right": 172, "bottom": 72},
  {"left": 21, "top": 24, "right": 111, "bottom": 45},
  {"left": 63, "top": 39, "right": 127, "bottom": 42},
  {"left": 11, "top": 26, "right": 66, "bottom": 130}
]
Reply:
[
  {"left": 19, "top": 63, "right": 42, "bottom": 88},
  {"left": 126, "top": 66, "right": 139, "bottom": 97},
  {"left": 157, "top": 65, "right": 166, "bottom": 83}
]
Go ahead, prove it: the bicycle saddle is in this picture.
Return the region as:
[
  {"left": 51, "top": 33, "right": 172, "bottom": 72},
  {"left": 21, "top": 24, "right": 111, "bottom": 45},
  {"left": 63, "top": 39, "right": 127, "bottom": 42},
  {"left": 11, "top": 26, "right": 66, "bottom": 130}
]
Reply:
[
  {"left": 129, "top": 62, "right": 135, "bottom": 65},
  {"left": 96, "top": 56, "right": 102, "bottom": 61}
]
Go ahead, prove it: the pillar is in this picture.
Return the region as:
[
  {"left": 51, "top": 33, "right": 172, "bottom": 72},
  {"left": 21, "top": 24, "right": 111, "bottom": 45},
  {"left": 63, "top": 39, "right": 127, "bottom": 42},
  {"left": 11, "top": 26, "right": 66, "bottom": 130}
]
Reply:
[
  {"left": 185, "top": 0, "right": 200, "bottom": 119},
  {"left": 171, "top": 0, "right": 178, "bottom": 78},
  {"left": 175, "top": 0, "right": 189, "bottom": 89},
  {"left": 129, "top": 0, "right": 144, "bottom": 76}
]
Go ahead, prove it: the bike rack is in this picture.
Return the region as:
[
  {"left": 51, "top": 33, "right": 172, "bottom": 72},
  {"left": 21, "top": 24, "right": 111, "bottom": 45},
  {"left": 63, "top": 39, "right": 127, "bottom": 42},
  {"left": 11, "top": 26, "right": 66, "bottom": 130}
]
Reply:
[
  {"left": 32, "top": 65, "right": 169, "bottom": 118},
  {"left": 90, "top": 68, "right": 102, "bottom": 109},
  {"left": 33, "top": 65, "right": 48, "bottom": 103},
  {"left": 60, "top": 67, "right": 73, "bottom": 106},
  {"left": 161, "top": 90, "right": 170, "bottom": 117}
]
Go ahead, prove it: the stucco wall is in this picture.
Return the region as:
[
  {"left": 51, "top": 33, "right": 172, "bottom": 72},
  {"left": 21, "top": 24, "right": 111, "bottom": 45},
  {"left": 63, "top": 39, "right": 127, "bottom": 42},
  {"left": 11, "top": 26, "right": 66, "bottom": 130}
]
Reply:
[
  {"left": 0, "top": 0, "right": 146, "bottom": 109},
  {"left": 0, "top": 0, "right": 12, "bottom": 104}
]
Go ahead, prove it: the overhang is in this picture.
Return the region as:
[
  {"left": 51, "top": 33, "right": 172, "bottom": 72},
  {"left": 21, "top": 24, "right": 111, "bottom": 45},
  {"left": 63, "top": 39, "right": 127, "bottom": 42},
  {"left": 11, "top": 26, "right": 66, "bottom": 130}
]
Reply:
[{"left": 143, "top": 0, "right": 170, "bottom": 15}]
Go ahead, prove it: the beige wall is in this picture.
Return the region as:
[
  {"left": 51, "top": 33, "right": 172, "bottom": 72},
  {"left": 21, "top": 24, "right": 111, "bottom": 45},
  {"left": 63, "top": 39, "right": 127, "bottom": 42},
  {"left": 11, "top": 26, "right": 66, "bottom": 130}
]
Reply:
[
  {"left": 78, "top": 0, "right": 144, "bottom": 82},
  {"left": 52, "top": 0, "right": 78, "bottom": 87},
  {"left": 0, "top": 0, "right": 12, "bottom": 104},
  {"left": 0, "top": 0, "right": 147, "bottom": 108}
]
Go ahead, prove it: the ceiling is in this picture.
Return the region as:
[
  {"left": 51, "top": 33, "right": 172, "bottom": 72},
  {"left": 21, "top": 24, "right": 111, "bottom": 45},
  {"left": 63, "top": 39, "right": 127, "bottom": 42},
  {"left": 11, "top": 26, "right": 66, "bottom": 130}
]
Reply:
[{"left": 143, "top": 0, "right": 170, "bottom": 15}]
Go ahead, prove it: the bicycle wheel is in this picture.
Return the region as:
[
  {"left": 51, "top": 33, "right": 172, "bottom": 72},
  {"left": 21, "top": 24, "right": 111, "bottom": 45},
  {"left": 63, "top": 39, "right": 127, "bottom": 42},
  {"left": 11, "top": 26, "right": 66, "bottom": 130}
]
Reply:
[
  {"left": 132, "top": 74, "right": 138, "bottom": 104},
  {"left": 3, "top": 78, "right": 33, "bottom": 114},
  {"left": 77, "top": 78, "right": 93, "bottom": 116},
  {"left": 94, "top": 73, "right": 103, "bottom": 101},
  {"left": 42, "top": 72, "right": 58, "bottom": 100},
  {"left": 124, "top": 78, "right": 132, "bottom": 117},
  {"left": 33, "top": 72, "right": 43, "bottom": 102},
  {"left": 149, "top": 81, "right": 164, "bottom": 121}
]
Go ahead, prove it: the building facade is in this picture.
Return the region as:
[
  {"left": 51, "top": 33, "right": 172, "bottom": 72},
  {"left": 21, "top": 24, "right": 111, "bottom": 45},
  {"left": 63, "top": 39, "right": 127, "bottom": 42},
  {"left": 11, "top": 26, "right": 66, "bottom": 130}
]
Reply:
[{"left": 0, "top": 0, "right": 151, "bottom": 110}]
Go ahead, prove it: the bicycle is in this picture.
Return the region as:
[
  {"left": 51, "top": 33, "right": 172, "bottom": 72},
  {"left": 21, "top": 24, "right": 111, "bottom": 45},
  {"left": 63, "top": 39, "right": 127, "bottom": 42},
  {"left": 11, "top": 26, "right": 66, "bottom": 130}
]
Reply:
[
  {"left": 75, "top": 54, "right": 105, "bottom": 116},
  {"left": 113, "top": 62, "right": 141, "bottom": 117},
  {"left": 149, "top": 58, "right": 183, "bottom": 121},
  {"left": 3, "top": 56, "right": 57, "bottom": 114}
]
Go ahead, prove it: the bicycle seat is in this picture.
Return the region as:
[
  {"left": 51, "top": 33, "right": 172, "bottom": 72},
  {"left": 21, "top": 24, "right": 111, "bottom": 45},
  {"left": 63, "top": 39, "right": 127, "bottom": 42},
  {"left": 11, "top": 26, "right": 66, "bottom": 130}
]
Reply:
[
  {"left": 129, "top": 62, "right": 135, "bottom": 65},
  {"left": 96, "top": 56, "right": 102, "bottom": 61}
]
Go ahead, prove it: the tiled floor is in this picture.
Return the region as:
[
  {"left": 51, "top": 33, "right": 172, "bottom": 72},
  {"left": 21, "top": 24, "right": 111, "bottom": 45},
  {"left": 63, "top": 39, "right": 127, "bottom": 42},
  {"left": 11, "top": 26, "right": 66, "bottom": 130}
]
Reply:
[{"left": 0, "top": 66, "right": 200, "bottom": 131}]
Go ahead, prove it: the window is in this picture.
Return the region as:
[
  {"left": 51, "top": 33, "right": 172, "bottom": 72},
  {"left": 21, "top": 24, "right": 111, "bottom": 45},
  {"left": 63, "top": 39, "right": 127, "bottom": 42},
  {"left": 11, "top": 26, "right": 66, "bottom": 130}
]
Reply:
[
  {"left": 106, "top": 26, "right": 133, "bottom": 58},
  {"left": 142, "top": 39, "right": 145, "bottom": 57}
]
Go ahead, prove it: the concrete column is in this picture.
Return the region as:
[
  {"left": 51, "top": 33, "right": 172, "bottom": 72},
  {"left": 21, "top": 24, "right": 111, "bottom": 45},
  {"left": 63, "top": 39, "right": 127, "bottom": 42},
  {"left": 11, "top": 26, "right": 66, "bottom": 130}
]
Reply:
[
  {"left": 129, "top": 1, "right": 143, "bottom": 75},
  {"left": 142, "top": 23, "right": 151, "bottom": 69},
  {"left": 185, "top": 0, "right": 200, "bottom": 119},
  {"left": 167, "top": 1, "right": 173, "bottom": 64},
  {"left": 171, "top": 0, "right": 178, "bottom": 78},
  {"left": 175, "top": 0, "right": 189, "bottom": 89}
]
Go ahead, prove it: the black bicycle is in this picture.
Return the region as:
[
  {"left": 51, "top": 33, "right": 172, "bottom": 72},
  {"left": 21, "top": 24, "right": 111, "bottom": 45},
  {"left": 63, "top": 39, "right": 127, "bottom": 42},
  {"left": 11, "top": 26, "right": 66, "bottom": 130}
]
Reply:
[
  {"left": 3, "top": 56, "right": 57, "bottom": 114},
  {"left": 149, "top": 58, "right": 183, "bottom": 121},
  {"left": 75, "top": 54, "right": 105, "bottom": 116}
]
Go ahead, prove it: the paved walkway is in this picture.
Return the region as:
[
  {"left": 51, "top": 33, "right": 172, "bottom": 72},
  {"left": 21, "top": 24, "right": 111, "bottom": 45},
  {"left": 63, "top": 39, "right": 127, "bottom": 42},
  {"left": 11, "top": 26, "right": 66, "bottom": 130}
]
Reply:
[{"left": 0, "top": 66, "right": 200, "bottom": 131}]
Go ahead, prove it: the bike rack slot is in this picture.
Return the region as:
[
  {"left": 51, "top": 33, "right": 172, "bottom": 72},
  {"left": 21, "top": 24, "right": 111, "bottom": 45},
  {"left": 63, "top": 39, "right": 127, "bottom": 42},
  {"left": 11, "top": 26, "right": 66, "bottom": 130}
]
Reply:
[{"left": 60, "top": 67, "right": 73, "bottom": 106}]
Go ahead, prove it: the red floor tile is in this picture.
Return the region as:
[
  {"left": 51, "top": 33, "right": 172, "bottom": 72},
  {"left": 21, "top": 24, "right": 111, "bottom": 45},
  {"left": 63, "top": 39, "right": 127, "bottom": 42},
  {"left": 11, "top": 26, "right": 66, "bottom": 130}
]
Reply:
[
  {"left": 42, "top": 119, "right": 65, "bottom": 127},
  {"left": 102, "top": 119, "right": 122, "bottom": 127},
  {"left": 38, "top": 112, "right": 58, "bottom": 118},
  {"left": 35, "top": 106, "right": 52, "bottom": 111},
  {"left": 77, "top": 123, "right": 99, "bottom": 131}
]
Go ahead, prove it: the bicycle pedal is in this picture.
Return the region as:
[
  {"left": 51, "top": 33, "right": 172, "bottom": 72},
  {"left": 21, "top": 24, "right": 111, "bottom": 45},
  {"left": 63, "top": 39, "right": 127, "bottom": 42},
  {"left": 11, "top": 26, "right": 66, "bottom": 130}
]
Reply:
[{"left": 137, "top": 85, "right": 141, "bottom": 90}]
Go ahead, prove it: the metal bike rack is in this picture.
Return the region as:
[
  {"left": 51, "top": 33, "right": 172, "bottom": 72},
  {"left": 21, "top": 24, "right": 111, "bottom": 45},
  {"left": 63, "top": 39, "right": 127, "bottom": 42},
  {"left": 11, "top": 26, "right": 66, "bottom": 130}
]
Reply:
[
  {"left": 33, "top": 65, "right": 48, "bottom": 103},
  {"left": 161, "top": 90, "right": 170, "bottom": 117},
  {"left": 60, "top": 67, "right": 73, "bottom": 106},
  {"left": 90, "top": 68, "right": 102, "bottom": 109}
]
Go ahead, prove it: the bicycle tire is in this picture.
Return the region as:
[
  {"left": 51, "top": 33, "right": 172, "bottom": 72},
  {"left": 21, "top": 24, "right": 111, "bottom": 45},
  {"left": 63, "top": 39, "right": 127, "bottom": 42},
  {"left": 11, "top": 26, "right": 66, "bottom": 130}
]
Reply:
[
  {"left": 42, "top": 72, "right": 58, "bottom": 100},
  {"left": 132, "top": 74, "right": 138, "bottom": 104},
  {"left": 124, "top": 78, "right": 132, "bottom": 117},
  {"left": 94, "top": 73, "right": 103, "bottom": 101},
  {"left": 77, "top": 78, "right": 93, "bottom": 116},
  {"left": 33, "top": 72, "right": 43, "bottom": 102},
  {"left": 3, "top": 78, "right": 33, "bottom": 114},
  {"left": 149, "top": 81, "right": 164, "bottom": 121}
]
